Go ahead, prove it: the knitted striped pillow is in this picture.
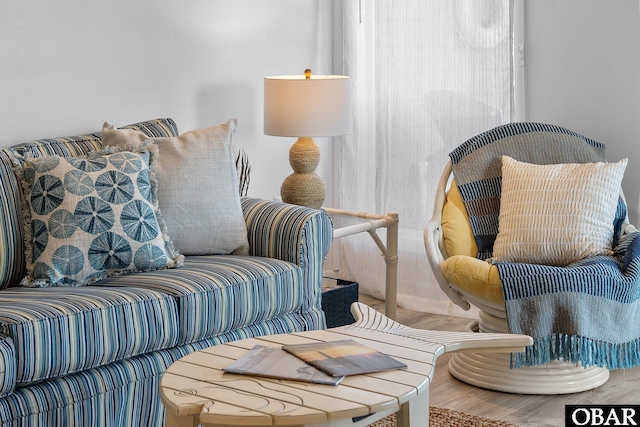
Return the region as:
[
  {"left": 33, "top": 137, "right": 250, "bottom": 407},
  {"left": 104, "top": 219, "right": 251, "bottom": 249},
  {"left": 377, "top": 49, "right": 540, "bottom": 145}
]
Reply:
[{"left": 492, "top": 155, "right": 627, "bottom": 266}]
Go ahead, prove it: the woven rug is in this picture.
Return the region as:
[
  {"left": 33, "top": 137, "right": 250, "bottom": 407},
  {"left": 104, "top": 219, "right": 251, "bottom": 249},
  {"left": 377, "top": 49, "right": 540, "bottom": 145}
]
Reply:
[{"left": 369, "top": 408, "right": 518, "bottom": 427}]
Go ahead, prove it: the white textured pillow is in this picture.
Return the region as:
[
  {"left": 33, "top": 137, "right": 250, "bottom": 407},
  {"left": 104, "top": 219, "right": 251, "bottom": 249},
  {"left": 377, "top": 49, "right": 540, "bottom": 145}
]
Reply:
[
  {"left": 103, "top": 120, "right": 249, "bottom": 256},
  {"left": 492, "top": 155, "right": 627, "bottom": 266}
]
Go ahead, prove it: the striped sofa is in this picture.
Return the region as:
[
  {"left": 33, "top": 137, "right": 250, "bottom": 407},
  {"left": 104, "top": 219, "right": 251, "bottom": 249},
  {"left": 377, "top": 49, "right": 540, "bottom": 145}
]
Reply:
[{"left": 0, "top": 119, "right": 333, "bottom": 425}]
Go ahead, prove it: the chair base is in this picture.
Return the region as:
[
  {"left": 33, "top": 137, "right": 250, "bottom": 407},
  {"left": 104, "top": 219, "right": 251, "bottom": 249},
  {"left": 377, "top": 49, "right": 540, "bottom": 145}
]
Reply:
[{"left": 448, "top": 313, "right": 610, "bottom": 394}]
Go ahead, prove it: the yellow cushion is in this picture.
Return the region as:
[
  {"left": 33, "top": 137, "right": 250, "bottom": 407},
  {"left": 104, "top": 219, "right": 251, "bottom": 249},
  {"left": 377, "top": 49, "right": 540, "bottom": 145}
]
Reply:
[
  {"left": 441, "top": 255, "right": 504, "bottom": 304},
  {"left": 442, "top": 180, "right": 477, "bottom": 257}
]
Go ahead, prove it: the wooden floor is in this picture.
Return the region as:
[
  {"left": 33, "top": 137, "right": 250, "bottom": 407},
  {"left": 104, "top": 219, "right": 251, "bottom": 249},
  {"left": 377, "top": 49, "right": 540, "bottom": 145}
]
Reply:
[{"left": 358, "top": 294, "right": 640, "bottom": 427}]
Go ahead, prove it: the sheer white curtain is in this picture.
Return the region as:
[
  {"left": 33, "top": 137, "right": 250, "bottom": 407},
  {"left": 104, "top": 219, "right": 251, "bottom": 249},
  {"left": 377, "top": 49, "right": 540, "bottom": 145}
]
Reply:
[{"left": 330, "top": 0, "right": 514, "bottom": 317}]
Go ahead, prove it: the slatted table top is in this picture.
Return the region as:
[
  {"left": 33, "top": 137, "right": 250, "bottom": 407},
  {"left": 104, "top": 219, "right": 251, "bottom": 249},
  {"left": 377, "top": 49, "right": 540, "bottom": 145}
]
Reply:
[{"left": 160, "top": 303, "right": 532, "bottom": 427}]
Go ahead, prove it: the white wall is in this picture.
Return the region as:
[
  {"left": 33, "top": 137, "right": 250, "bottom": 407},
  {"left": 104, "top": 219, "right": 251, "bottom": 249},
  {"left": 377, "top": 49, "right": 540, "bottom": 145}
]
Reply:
[
  {"left": 525, "top": 0, "right": 640, "bottom": 224},
  {"left": 0, "top": 0, "right": 333, "bottom": 203},
  {"left": 3, "top": 0, "right": 639, "bottom": 220}
]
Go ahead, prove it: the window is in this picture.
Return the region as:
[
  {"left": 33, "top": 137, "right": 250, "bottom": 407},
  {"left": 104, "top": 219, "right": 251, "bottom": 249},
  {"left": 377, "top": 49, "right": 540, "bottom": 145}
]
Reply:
[{"left": 330, "top": 0, "right": 516, "bottom": 316}]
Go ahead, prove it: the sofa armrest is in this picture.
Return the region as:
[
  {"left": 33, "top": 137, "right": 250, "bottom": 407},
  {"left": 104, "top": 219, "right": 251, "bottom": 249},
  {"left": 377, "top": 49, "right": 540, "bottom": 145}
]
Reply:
[
  {"left": 241, "top": 197, "right": 333, "bottom": 263},
  {"left": 241, "top": 197, "right": 333, "bottom": 326}
]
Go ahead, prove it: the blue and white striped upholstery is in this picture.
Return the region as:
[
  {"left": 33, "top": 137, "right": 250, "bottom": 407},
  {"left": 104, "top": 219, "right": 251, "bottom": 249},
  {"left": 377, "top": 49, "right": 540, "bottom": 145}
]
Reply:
[
  {"left": 119, "top": 118, "right": 180, "bottom": 138},
  {"left": 86, "top": 199, "right": 333, "bottom": 344},
  {"left": 236, "top": 148, "right": 251, "bottom": 196},
  {"left": 0, "top": 336, "right": 15, "bottom": 399},
  {"left": 0, "top": 286, "right": 179, "bottom": 385},
  {"left": 17, "top": 133, "right": 103, "bottom": 158},
  {"left": 0, "top": 149, "right": 24, "bottom": 290},
  {"left": 242, "top": 197, "right": 333, "bottom": 327},
  {"left": 0, "top": 119, "right": 332, "bottom": 426},
  {"left": 0, "top": 347, "right": 183, "bottom": 425},
  {"left": 0, "top": 313, "right": 315, "bottom": 426},
  {"left": 93, "top": 256, "right": 303, "bottom": 344}
]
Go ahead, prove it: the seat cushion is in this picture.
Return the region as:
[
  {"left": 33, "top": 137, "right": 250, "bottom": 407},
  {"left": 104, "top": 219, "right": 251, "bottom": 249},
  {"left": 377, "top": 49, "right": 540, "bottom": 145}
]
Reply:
[
  {"left": 0, "top": 335, "right": 16, "bottom": 398},
  {"left": 441, "top": 254, "right": 504, "bottom": 304},
  {"left": 442, "top": 180, "right": 501, "bottom": 304},
  {"left": 0, "top": 286, "right": 179, "bottom": 385},
  {"left": 442, "top": 179, "right": 477, "bottom": 258},
  {"left": 93, "top": 255, "right": 303, "bottom": 344}
]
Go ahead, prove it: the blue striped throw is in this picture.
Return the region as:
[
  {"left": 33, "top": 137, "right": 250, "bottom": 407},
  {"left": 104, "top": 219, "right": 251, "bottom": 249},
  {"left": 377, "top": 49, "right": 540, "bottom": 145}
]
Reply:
[{"left": 450, "top": 122, "right": 640, "bottom": 369}]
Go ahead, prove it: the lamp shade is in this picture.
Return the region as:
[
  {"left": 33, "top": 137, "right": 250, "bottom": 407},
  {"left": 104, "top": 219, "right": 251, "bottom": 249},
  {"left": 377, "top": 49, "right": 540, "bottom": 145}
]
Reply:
[{"left": 264, "top": 74, "right": 352, "bottom": 137}]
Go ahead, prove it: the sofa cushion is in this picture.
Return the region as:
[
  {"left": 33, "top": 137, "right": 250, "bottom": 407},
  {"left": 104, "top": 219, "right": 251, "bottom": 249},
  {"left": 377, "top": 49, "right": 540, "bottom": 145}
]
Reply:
[
  {"left": 94, "top": 255, "right": 303, "bottom": 344},
  {"left": 0, "top": 335, "right": 16, "bottom": 399},
  {"left": 441, "top": 254, "right": 504, "bottom": 304},
  {"left": 16, "top": 144, "right": 183, "bottom": 287},
  {"left": 102, "top": 119, "right": 250, "bottom": 256},
  {"left": 0, "top": 119, "right": 179, "bottom": 290},
  {"left": 0, "top": 286, "right": 179, "bottom": 385},
  {"left": 118, "top": 118, "right": 180, "bottom": 139}
]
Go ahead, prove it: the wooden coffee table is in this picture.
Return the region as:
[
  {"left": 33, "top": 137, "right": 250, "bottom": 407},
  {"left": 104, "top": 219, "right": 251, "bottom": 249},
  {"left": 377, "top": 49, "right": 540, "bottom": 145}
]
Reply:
[{"left": 160, "top": 303, "right": 531, "bottom": 427}]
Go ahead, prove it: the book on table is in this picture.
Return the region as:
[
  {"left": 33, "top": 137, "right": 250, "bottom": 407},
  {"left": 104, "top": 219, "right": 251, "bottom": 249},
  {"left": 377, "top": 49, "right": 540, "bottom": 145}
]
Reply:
[
  {"left": 282, "top": 339, "right": 407, "bottom": 377},
  {"left": 222, "top": 345, "right": 344, "bottom": 386}
]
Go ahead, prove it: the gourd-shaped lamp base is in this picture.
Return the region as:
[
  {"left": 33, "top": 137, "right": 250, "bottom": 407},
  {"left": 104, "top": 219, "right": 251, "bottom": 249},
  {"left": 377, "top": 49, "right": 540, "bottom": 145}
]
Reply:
[
  {"left": 265, "top": 69, "right": 351, "bottom": 209},
  {"left": 280, "top": 137, "right": 325, "bottom": 209}
]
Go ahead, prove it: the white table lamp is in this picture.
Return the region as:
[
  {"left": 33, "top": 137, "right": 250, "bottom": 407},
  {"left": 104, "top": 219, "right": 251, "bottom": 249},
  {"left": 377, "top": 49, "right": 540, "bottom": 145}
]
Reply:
[{"left": 264, "top": 70, "right": 352, "bottom": 209}]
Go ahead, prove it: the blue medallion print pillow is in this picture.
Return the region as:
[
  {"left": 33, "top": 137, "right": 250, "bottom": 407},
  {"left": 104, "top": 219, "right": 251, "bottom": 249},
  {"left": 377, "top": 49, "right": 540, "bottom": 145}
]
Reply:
[{"left": 17, "top": 143, "right": 183, "bottom": 287}]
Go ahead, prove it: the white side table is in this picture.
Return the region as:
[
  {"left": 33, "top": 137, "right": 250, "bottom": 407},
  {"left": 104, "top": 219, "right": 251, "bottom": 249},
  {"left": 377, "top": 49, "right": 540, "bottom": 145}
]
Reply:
[{"left": 323, "top": 208, "right": 399, "bottom": 320}]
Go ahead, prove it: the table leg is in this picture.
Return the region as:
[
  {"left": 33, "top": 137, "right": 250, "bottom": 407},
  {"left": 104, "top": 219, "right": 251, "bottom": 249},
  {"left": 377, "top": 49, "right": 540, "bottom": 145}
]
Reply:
[
  {"left": 165, "top": 410, "right": 199, "bottom": 427},
  {"left": 323, "top": 208, "right": 399, "bottom": 320},
  {"left": 396, "top": 391, "right": 429, "bottom": 427},
  {"left": 384, "top": 212, "right": 399, "bottom": 320}
]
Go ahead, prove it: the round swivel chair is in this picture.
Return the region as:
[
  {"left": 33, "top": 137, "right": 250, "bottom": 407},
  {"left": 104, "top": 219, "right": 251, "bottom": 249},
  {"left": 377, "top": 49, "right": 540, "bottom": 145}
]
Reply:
[{"left": 423, "top": 124, "right": 623, "bottom": 394}]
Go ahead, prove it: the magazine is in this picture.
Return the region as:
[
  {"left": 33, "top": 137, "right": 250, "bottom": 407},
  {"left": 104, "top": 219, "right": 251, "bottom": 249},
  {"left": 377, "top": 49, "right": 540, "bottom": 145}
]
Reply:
[
  {"left": 282, "top": 339, "right": 407, "bottom": 377},
  {"left": 222, "top": 345, "right": 344, "bottom": 386}
]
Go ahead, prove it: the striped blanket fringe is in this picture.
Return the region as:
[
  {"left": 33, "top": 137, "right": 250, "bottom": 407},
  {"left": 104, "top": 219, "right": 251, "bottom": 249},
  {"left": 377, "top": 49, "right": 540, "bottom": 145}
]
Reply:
[
  {"left": 513, "top": 334, "right": 640, "bottom": 370},
  {"left": 450, "top": 122, "right": 640, "bottom": 370},
  {"left": 499, "top": 230, "right": 640, "bottom": 369}
]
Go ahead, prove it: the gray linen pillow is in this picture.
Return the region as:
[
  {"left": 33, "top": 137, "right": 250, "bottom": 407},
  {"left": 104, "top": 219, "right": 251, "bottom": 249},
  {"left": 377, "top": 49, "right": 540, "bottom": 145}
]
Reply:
[{"left": 102, "top": 119, "right": 249, "bottom": 256}]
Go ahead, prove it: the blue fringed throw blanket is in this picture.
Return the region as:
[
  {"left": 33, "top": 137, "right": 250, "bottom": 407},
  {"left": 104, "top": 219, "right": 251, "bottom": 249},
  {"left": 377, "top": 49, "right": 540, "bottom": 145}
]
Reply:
[{"left": 450, "top": 123, "right": 640, "bottom": 369}]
